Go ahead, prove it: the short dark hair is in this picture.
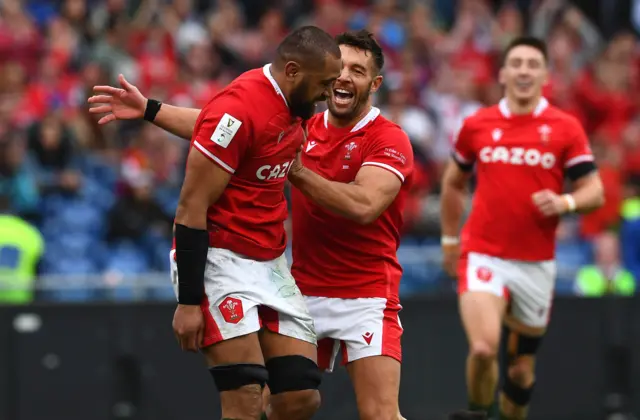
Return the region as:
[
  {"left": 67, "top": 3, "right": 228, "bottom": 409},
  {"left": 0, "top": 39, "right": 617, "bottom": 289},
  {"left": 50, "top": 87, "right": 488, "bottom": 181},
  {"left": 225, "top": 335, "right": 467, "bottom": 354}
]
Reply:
[
  {"left": 502, "top": 36, "right": 548, "bottom": 65},
  {"left": 276, "top": 26, "right": 341, "bottom": 70},
  {"left": 335, "top": 30, "right": 385, "bottom": 73}
]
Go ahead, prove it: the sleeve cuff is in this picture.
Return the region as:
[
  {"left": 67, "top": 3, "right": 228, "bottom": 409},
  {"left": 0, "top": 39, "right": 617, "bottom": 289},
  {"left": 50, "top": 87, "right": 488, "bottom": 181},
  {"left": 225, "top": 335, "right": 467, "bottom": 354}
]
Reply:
[
  {"left": 361, "top": 161, "right": 405, "bottom": 182},
  {"left": 193, "top": 140, "right": 236, "bottom": 174}
]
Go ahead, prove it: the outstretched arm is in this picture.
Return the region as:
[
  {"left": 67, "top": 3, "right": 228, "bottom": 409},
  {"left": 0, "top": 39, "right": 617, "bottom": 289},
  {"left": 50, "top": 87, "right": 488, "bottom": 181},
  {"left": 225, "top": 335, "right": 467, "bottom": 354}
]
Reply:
[{"left": 88, "top": 74, "right": 201, "bottom": 140}]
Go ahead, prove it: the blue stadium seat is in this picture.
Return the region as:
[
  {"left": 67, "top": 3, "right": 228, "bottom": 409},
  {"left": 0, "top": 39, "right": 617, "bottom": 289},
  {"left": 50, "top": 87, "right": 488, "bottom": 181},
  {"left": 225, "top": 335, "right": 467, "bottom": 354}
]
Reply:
[
  {"left": 81, "top": 155, "right": 118, "bottom": 188},
  {"left": 58, "top": 201, "right": 104, "bottom": 236},
  {"left": 81, "top": 178, "right": 116, "bottom": 212}
]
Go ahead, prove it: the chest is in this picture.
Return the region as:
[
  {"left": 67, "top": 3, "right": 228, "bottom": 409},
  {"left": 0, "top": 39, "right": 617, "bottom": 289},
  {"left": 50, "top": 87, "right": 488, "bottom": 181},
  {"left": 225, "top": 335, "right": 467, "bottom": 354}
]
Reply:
[
  {"left": 472, "top": 121, "right": 567, "bottom": 172},
  {"left": 303, "top": 130, "right": 367, "bottom": 183},
  {"left": 241, "top": 120, "right": 303, "bottom": 182}
]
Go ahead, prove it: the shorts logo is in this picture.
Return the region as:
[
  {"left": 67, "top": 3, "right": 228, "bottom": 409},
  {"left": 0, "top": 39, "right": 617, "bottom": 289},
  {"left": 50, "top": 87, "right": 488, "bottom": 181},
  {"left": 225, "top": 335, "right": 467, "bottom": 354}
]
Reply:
[
  {"left": 362, "top": 332, "right": 374, "bottom": 345},
  {"left": 219, "top": 297, "right": 244, "bottom": 324},
  {"left": 476, "top": 267, "right": 493, "bottom": 283}
]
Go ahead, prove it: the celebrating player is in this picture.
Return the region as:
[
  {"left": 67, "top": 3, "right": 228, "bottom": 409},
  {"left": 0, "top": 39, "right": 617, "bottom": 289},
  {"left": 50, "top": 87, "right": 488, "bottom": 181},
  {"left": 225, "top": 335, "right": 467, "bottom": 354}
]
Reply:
[
  {"left": 441, "top": 37, "right": 604, "bottom": 420},
  {"left": 287, "top": 30, "right": 412, "bottom": 420},
  {"left": 91, "top": 26, "right": 342, "bottom": 420},
  {"left": 89, "top": 29, "right": 412, "bottom": 420}
]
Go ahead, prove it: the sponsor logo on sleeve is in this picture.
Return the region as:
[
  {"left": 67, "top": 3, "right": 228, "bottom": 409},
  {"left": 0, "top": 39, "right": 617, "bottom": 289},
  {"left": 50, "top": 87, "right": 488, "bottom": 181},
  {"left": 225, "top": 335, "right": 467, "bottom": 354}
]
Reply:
[{"left": 210, "top": 113, "right": 242, "bottom": 148}]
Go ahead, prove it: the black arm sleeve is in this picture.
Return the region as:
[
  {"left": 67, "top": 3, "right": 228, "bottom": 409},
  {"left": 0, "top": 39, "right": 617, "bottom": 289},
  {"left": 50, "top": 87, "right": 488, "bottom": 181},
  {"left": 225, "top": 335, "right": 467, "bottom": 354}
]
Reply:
[
  {"left": 174, "top": 224, "right": 209, "bottom": 305},
  {"left": 566, "top": 161, "right": 597, "bottom": 181}
]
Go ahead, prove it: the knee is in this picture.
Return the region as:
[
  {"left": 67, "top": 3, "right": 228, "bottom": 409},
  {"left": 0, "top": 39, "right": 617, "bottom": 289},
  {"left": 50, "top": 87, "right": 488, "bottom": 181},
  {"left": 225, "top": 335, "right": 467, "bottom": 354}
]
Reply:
[
  {"left": 507, "top": 358, "right": 535, "bottom": 387},
  {"left": 266, "top": 355, "right": 322, "bottom": 419},
  {"left": 271, "top": 389, "right": 320, "bottom": 418},
  {"left": 469, "top": 340, "right": 499, "bottom": 363},
  {"left": 220, "top": 385, "right": 264, "bottom": 418},
  {"left": 358, "top": 399, "right": 398, "bottom": 420}
]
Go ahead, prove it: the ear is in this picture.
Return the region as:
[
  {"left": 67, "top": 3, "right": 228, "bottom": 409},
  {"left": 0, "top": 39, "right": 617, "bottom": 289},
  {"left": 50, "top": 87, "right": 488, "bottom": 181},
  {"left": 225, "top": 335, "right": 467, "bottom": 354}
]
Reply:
[
  {"left": 284, "top": 61, "right": 301, "bottom": 81},
  {"left": 370, "top": 75, "right": 383, "bottom": 94}
]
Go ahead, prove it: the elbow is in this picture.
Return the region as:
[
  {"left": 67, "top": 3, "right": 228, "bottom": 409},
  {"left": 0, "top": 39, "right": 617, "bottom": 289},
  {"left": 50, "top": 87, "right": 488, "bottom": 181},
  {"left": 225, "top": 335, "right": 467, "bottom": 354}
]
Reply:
[
  {"left": 351, "top": 205, "right": 380, "bottom": 225},
  {"left": 175, "top": 198, "right": 205, "bottom": 227}
]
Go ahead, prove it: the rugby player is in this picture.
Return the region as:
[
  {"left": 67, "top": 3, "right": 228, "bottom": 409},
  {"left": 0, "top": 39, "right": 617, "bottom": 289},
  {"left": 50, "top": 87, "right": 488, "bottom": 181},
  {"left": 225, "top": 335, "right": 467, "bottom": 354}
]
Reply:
[
  {"left": 286, "top": 30, "right": 412, "bottom": 420},
  {"left": 441, "top": 36, "right": 605, "bottom": 420},
  {"left": 90, "top": 29, "right": 413, "bottom": 420},
  {"left": 91, "top": 26, "right": 342, "bottom": 420}
]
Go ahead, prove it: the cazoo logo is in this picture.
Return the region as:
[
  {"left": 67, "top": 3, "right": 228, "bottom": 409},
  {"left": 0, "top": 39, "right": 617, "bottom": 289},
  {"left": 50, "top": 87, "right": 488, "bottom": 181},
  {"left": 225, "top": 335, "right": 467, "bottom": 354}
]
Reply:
[
  {"left": 479, "top": 146, "right": 556, "bottom": 169},
  {"left": 256, "top": 160, "right": 295, "bottom": 180}
]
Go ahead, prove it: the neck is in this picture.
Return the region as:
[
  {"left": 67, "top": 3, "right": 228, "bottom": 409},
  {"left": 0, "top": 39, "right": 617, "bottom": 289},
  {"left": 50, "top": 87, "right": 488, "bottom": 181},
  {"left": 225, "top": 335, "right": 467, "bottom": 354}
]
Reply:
[
  {"left": 269, "top": 64, "right": 291, "bottom": 104},
  {"left": 506, "top": 95, "right": 541, "bottom": 115},
  {"left": 328, "top": 103, "right": 372, "bottom": 128}
]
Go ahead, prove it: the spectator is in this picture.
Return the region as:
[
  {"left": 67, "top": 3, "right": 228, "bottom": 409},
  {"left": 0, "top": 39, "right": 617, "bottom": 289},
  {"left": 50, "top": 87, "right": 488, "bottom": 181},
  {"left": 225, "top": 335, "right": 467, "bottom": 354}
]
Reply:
[
  {"left": 574, "top": 232, "right": 636, "bottom": 296},
  {"left": 27, "top": 113, "right": 82, "bottom": 195},
  {"left": 0, "top": 193, "right": 44, "bottom": 305},
  {"left": 0, "top": 133, "right": 39, "bottom": 219}
]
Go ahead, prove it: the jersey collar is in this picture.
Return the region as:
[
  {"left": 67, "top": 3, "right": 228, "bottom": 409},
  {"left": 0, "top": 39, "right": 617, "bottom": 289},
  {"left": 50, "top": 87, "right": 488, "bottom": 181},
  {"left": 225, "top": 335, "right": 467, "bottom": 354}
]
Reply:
[
  {"left": 263, "top": 64, "right": 288, "bottom": 107},
  {"left": 498, "top": 97, "right": 548, "bottom": 118},
  {"left": 323, "top": 106, "right": 381, "bottom": 132}
]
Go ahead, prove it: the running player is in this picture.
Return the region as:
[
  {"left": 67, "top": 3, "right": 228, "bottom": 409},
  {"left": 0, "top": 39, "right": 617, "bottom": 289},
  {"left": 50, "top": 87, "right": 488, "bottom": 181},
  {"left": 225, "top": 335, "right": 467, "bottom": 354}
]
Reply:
[
  {"left": 91, "top": 26, "right": 342, "bottom": 420},
  {"left": 441, "top": 36, "right": 604, "bottom": 420},
  {"left": 89, "top": 30, "right": 412, "bottom": 420}
]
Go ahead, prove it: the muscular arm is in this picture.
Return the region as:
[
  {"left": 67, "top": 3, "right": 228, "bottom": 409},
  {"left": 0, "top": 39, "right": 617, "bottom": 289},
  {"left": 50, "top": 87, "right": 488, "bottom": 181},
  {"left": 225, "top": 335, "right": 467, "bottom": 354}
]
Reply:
[
  {"left": 173, "top": 150, "right": 232, "bottom": 306},
  {"left": 568, "top": 171, "right": 605, "bottom": 213},
  {"left": 289, "top": 165, "right": 402, "bottom": 225},
  {"left": 440, "top": 158, "right": 472, "bottom": 237},
  {"left": 152, "top": 103, "right": 201, "bottom": 140},
  {"left": 175, "top": 150, "right": 232, "bottom": 228}
]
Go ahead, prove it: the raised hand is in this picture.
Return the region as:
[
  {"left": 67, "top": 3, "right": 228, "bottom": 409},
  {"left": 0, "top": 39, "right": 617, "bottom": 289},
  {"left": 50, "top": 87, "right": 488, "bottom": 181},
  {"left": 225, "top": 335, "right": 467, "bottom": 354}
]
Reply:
[{"left": 87, "top": 74, "right": 147, "bottom": 125}]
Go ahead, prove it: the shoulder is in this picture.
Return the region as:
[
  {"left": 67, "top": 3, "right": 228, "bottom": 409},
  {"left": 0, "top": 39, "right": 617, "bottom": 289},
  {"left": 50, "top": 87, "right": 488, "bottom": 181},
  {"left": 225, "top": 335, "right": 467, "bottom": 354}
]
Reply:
[
  {"left": 201, "top": 70, "right": 283, "bottom": 128},
  {"left": 462, "top": 105, "right": 500, "bottom": 130},
  {"left": 545, "top": 106, "right": 584, "bottom": 130},
  {"left": 368, "top": 115, "right": 411, "bottom": 145},
  {"left": 542, "top": 106, "right": 587, "bottom": 142}
]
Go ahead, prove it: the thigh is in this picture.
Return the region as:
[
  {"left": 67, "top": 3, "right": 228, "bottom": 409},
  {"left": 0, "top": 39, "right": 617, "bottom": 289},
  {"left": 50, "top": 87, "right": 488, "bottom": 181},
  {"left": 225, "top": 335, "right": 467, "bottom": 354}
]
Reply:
[
  {"left": 458, "top": 252, "right": 510, "bottom": 299},
  {"left": 304, "top": 295, "right": 350, "bottom": 372},
  {"left": 506, "top": 260, "right": 556, "bottom": 330},
  {"left": 458, "top": 253, "right": 509, "bottom": 345},
  {"left": 346, "top": 355, "right": 401, "bottom": 415},
  {"left": 314, "top": 297, "right": 402, "bottom": 367},
  {"left": 170, "top": 248, "right": 264, "bottom": 348},
  {"left": 259, "top": 255, "right": 316, "bottom": 346}
]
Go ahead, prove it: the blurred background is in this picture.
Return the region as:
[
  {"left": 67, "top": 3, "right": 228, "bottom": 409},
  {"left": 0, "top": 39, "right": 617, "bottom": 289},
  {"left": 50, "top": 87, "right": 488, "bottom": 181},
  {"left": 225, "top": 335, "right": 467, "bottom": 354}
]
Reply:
[{"left": 1, "top": 0, "right": 639, "bottom": 303}]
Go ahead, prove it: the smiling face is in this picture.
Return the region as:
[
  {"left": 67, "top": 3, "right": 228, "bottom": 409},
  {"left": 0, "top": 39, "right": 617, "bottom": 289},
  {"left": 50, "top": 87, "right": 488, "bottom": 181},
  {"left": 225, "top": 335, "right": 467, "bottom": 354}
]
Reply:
[
  {"left": 499, "top": 44, "right": 548, "bottom": 103},
  {"left": 286, "top": 53, "right": 342, "bottom": 120},
  {"left": 327, "top": 44, "right": 383, "bottom": 122}
]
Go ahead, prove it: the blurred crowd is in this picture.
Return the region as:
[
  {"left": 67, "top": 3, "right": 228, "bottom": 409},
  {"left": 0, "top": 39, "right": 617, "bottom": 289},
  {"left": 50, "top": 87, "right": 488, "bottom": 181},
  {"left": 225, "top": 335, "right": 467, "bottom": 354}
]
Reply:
[{"left": 1, "top": 0, "right": 639, "bottom": 301}]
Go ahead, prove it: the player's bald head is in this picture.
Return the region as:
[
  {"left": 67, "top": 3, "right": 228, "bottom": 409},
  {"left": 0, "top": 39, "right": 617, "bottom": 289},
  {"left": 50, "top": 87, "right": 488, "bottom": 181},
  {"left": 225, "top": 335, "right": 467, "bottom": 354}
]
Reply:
[{"left": 275, "top": 26, "right": 341, "bottom": 71}]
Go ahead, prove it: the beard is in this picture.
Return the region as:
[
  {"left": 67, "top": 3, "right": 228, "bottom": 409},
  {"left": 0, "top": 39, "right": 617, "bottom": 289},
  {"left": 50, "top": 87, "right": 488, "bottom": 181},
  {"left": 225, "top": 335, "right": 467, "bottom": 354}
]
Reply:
[
  {"left": 327, "top": 82, "right": 372, "bottom": 122},
  {"left": 288, "top": 81, "right": 319, "bottom": 120}
]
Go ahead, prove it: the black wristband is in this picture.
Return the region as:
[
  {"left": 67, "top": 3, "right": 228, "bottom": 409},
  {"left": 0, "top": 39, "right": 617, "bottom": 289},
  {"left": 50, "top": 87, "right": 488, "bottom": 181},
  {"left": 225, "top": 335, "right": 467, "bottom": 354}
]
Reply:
[
  {"left": 174, "top": 224, "right": 209, "bottom": 305},
  {"left": 143, "top": 98, "right": 162, "bottom": 122}
]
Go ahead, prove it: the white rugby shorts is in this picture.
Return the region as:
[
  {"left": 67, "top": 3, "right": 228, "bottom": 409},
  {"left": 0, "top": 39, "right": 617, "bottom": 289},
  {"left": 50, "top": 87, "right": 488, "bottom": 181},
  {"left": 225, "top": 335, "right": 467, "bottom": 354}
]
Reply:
[
  {"left": 304, "top": 296, "right": 403, "bottom": 372},
  {"left": 169, "top": 248, "right": 316, "bottom": 347},
  {"left": 458, "top": 252, "right": 556, "bottom": 328}
]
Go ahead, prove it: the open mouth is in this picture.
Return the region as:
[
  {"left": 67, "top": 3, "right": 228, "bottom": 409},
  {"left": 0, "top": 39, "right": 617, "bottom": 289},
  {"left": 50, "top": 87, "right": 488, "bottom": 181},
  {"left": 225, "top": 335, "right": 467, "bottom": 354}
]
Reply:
[
  {"left": 333, "top": 88, "right": 355, "bottom": 105},
  {"left": 515, "top": 80, "right": 533, "bottom": 90}
]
